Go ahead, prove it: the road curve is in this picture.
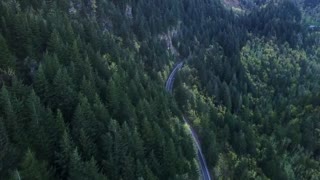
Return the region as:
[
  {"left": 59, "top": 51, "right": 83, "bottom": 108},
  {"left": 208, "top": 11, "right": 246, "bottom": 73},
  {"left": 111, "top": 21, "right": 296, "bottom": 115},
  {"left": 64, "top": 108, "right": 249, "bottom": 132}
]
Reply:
[
  {"left": 165, "top": 62, "right": 212, "bottom": 180},
  {"left": 165, "top": 62, "right": 184, "bottom": 93}
]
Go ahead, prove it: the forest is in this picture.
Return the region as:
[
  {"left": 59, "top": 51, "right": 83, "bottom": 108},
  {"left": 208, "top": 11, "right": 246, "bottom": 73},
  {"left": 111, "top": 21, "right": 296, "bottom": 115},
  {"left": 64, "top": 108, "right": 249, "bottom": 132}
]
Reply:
[{"left": 0, "top": 0, "right": 319, "bottom": 179}]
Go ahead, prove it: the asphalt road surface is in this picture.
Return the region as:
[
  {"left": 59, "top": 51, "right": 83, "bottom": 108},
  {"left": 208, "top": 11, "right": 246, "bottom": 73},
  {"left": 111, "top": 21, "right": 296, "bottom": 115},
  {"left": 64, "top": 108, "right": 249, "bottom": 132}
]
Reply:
[{"left": 165, "top": 62, "right": 212, "bottom": 180}]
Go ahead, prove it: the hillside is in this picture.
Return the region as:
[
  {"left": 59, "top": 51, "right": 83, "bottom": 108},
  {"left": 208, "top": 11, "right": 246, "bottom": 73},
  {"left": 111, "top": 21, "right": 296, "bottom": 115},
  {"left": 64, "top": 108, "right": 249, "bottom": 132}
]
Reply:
[
  {"left": 223, "top": 0, "right": 320, "bottom": 24},
  {"left": 0, "top": 0, "right": 320, "bottom": 180}
]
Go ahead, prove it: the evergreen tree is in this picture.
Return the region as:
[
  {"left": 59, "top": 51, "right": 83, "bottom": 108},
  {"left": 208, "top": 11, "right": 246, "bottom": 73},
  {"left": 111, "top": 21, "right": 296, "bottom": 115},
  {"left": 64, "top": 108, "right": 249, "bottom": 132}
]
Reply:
[
  {"left": 43, "top": 54, "right": 60, "bottom": 83},
  {"left": 0, "top": 34, "right": 14, "bottom": 70},
  {"left": 0, "top": 86, "right": 18, "bottom": 143},
  {"left": 78, "top": 129, "right": 97, "bottom": 160},
  {"left": 0, "top": 118, "right": 11, "bottom": 177},
  {"left": 0, "top": 0, "right": 318, "bottom": 179},
  {"left": 222, "top": 82, "right": 232, "bottom": 111},
  {"left": 34, "top": 64, "right": 49, "bottom": 104},
  {"left": 144, "top": 165, "right": 158, "bottom": 180},
  {"left": 51, "top": 68, "right": 75, "bottom": 117},
  {"left": 106, "top": 78, "right": 120, "bottom": 116},
  {"left": 163, "top": 139, "right": 177, "bottom": 177},
  {"left": 55, "top": 109, "right": 67, "bottom": 140},
  {"left": 54, "top": 130, "right": 73, "bottom": 179},
  {"left": 19, "top": 149, "right": 51, "bottom": 180},
  {"left": 26, "top": 90, "right": 49, "bottom": 158},
  {"left": 47, "top": 30, "right": 63, "bottom": 55}
]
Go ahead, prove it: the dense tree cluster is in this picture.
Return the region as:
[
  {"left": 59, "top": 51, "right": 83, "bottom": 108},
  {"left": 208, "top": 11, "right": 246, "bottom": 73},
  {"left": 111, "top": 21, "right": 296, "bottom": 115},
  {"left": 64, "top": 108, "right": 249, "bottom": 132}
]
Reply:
[
  {"left": 1, "top": 0, "right": 320, "bottom": 179},
  {"left": 0, "top": 0, "right": 200, "bottom": 179},
  {"left": 244, "top": 0, "right": 303, "bottom": 47},
  {"left": 172, "top": 1, "right": 320, "bottom": 179}
]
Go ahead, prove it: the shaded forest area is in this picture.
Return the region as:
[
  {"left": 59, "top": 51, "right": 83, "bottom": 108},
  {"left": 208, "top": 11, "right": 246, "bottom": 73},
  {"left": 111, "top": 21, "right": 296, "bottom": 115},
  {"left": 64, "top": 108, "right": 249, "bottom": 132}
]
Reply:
[{"left": 0, "top": 0, "right": 319, "bottom": 180}]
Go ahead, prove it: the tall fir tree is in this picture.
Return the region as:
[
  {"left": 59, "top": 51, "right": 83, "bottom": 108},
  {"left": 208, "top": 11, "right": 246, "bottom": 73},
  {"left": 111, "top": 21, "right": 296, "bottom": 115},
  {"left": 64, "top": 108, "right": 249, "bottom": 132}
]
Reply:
[
  {"left": 0, "top": 34, "right": 14, "bottom": 70},
  {"left": 19, "top": 149, "right": 51, "bottom": 180}
]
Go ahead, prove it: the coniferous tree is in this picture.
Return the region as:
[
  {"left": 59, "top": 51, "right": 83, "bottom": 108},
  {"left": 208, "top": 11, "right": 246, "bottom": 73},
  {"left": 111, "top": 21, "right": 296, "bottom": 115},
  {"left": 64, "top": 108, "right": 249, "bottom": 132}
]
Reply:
[
  {"left": 0, "top": 0, "right": 319, "bottom": 179},
  {"left": 54, "top": 130, "right": 73, "bottom": 179},
  {"left": 0, "top": 118, "right": 12, "bottom": 178},
  {"left": 222, "top": 82, "right": 232, "bottom": 111},
  {"left": 106, "top": 78, "right": 120, "bottom": 116},
  {"left": 163, "top": 139, "right": 177, "bottom": 177},
  {"left": 0, "top": 86, "right": 18, "bottom": 143},
  {"left": 19, "top": 149, "right": 51, "bottom": 180},
  {"left": 78, "top": 129, "right": 97, "bottom": 160},
  {"left": 0, "top": 34, "right": 14, "bottom": 70},
  {"left": 34, "top": 64, "right": 49, "bottom": 103},
  {"left": 26, "top": 90, "right": 50, "bottom": 158},
  {"left": 43, "top": 54, "right": 60, "bottom": 83},
  {"left": 51, "top": 68, "right": 75, "bottom": 117},
  {"left": 47, "top": 30, "right": 63, "bottom": 55}
]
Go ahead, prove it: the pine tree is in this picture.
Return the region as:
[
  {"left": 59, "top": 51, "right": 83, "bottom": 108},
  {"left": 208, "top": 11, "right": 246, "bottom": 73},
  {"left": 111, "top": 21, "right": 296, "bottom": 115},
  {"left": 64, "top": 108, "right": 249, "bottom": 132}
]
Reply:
[
  {"left": 92, "top": 94, "right": 110, "bottom": 128},
  {"left": 301, "top": 116, "right": 316, "bottom": 152},
  {"left": 19, "top": 149, "right": 51, "bottom": 180},
  {"left": 26, "top": 90, "right": 50, "bottom": 159},
  {"left": 83, "top": 157, "right": 107, "bottom": 180},
  {"left": 69, "top": 149, "right": 107, "bottom": 180},
  {"left": 71, "top": 102, "right": 85, "bottom": 142},
  {"left": 42, "top": 108, "right": 59, "bottom": 161},
  {"left": 68, "top": 40, "right": 85, "bottom": 82},
  {"left": 10, "top": 14, "right": 32, "bottom": 59},
  {"left": 140, "top": 118, "right": 154, "bottom": 153},
  {"left": 222, "top": 82, "right": 232, "bottom": 110},
  {"left": 47, "top": 30, "right": 63, "bottom": 55},
  {"left": 51, "top": 68, "right": 75, "bottom": 117},
  {"left": 8, "top": 77, "right": 28, "bottom": 109},
  {"left": 29, "top": 16, "right": 42, "bottom": 59},
  {"left": 55, "top": 110, "right": 66, "bottom": 140},
  {"left": 163, "top": 138, "right": 177, "bottom": 177},
  {"left": 121, "top": 155, "right": 135, "bottom": 179},
  {"left": 54, "top": 130, "right": 73, "bottom": 179},
  {"left": 132, "top": 128, "right": 144, "bottom": 160},
  {"left": 204, "top": 131, "right": 218, "bottom": 166},
  {"left": 80, "top": 77, "right": 96, "bottom": 104},
  {"left": 233, "top": 130, "right": 247, "bottom": 154},
  {"left": 0, "top": 34, "right": 14, "bottom": 70},
  {"left": 144, "top": 165, "right": 158, "bottom": 180},
  {"left": 148, "top": 151, "right": 161, "bottom": 177},
  {"left": 135, "top": 160, "right": 145, "bottom": 179},
  {"left": 76, "top": 95, "right": 99, "bottom": 141},
  {"left": 78, "top": 129, "right": 97, "bottom": 160},
  {"left": 106, "top": 78, "right": 120, "bottom": 116},
  {"left": 100, "top": 133, "right": 114, "bottom": 177},
  {"left": 68, "top": 149, "right": 85, "bottom": 180},
  {"left": 188, "top": 158, "right": 200, "bottom": 180},
  {"left": 34, "top": 64, "right": 49, "bottom": 104},
  {"left": 0, "top": 118, "right": 9, "bottom": 176},
  {"left": 0, "top": 86, "right": 18, "bottom": 143},
  {"left": 43, "top": 53, "right": 61, "bottom": 83}
]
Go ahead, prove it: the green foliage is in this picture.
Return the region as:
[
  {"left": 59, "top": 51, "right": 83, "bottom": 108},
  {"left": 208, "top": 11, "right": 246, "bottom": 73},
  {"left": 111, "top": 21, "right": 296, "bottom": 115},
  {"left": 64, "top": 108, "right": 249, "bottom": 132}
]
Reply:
[
  {"left": 0, "top": 0, "right": 201, "bottom": 178},
  {"left": 241, "top": 38, "right": 308, "bottom": 97},
  {"left": 19, "top": 149, "right": 52, "bottom": 180},
  {"left": 0, "top": 118, "right": 17, "bottom": 178},
  {"left": 172, "top": 1, "right": 320, "bottom": 178},
  {"left": 0, "top": 0, "right": 319, "bottom": 179},
  {"left": 244, "top": 0, "right": 303, "bottom": 47},
  {"left": 0, "top": 34, "right": 14, "bottom": 71},
  {"left": 69, "top": 149, "right": 107, "bottom": 180}
]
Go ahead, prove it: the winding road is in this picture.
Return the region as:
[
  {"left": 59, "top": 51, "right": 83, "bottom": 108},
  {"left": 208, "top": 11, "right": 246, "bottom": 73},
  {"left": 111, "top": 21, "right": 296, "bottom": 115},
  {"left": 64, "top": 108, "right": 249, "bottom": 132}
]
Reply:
[{"left": 165, "top": 62, "right": 212, "bottom": 180}]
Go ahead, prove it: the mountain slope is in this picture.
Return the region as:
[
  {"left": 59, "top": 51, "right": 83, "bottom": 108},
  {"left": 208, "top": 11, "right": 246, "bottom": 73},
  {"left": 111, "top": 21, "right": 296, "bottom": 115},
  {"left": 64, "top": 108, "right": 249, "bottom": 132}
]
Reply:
[{"left": 0, "top": 0, "right": 320, "bottom": 180}]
